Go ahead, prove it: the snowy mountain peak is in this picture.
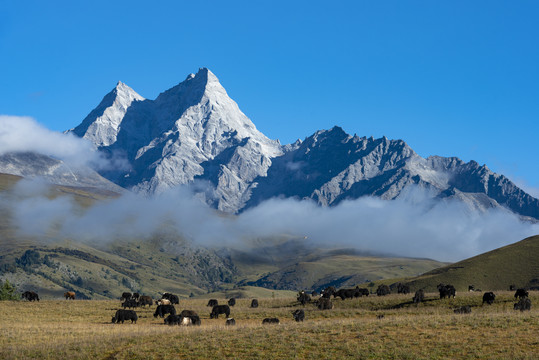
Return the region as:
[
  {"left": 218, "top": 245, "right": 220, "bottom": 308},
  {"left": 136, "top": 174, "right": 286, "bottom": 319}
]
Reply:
[
  {"left": 68, "top": 81, "right": 144, "bottom": 147},
  {"left": 71, "top": 68, "right": 282, "bottom": 212}
]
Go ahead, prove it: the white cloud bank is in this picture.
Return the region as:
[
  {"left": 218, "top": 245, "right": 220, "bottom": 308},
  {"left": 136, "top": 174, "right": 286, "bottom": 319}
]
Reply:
[
  {"left": 4, "top": 179, "right": 538, "bottom": 262},
  {"left": 0, "top": 115, "right": 128, "bottom": 171}
]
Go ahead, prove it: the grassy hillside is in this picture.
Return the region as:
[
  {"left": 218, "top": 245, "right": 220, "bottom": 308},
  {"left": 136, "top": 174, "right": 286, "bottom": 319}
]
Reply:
[
  {"left": 401, "top": 235, "right": 539, "bottom": 292},
  {"left": 243, "top": 253, "right": 446, "bottom": 291}
]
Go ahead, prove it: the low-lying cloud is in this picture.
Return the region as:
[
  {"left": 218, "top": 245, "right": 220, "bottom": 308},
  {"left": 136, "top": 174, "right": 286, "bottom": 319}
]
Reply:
[
  {"left": 4, "top": 178, "right": 538, "bottom": 262},
  {"left": 0, "top": 115, "right": 128, "bottom": 171}
]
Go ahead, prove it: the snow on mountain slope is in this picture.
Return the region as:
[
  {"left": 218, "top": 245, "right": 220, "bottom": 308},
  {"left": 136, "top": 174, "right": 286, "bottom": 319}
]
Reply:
[
  {"left": 70, "top": 82, "right": 145, "bottom": 147},
  {"left": 71, "top": 68, "right": 282, "bottom": 212},
  {"left": 245, "top": 126, "right": 539, "bottom": 220},
  {"left": 69, "top": 68, "right": 539, "bottom": 219}
]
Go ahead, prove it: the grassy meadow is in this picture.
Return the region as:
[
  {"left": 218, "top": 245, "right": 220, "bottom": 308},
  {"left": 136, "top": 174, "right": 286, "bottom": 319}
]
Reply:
[{"left": 0, "top": 291, "right": 537, "bottom": 359}]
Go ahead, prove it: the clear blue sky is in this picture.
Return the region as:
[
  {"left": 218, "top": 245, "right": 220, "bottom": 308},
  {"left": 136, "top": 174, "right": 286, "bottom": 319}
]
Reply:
[{"left": 1, "top": 1, "right": 538, "bottom": 195}]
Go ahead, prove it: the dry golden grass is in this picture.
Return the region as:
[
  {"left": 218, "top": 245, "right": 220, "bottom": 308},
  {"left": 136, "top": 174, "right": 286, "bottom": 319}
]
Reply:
[{"left": 0, "top": 292, "right": 537, "bottom": 359}]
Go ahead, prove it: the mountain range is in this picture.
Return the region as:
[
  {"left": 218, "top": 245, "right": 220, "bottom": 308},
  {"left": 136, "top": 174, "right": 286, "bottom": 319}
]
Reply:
[
  {"left": 65, "top": 68, "right": 539, "bottom": 220},
  {"left": 1, "top": 68, "right": 538, "bottom": 298}
]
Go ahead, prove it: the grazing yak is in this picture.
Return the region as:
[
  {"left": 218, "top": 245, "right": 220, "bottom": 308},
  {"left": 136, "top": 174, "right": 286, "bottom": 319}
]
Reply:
[
  {"left": 262, "top": 318, "right": 280, "bottom": 324},
  {"left": 376, "top": 285, "right": 391, "bottom": 296},
  {"left": 317, "top": 297, "right": 334, "bottom": 310},
  {"left": 138, "top": 295, "right": 153, "bottom": 307},
  {"left": 179, "top": 309, "right": 198, "bottom": 318},
  {"left": 334, "top": 288, "right": 357, "bottom": 300},
  {"left": 207, "top": 299, "right": 219, "bottom": 307},
  {"left": 321, "top": 286, "right": 336, "bottom": 299},
  {"left": 413, "top": 289, "right": 425, "bottom": 304},
  {"left": 228, "top": 298, "right": 236, "bottom": 307},
  {"left": 437, "top": 284, "right": 456, "bottom": 299},
  {"left": 210, "top": 305, "right": 230, "bottom": 319},
  {"left": 292, "top": 309, "right": 305, "bottom": 322},
  {"left": 154, "top": 304, "right": 176, "bottom": 318},
  {"left": 22, "top": 291, "right": 39, "bottom": 302},
  {"left": 161, "top": 293, "right": 179, "bottom": 305},
  {"left": 181, "top": 315, "right": 201, "bottom": 326},
  {"left": 297, "top": 291, "right": 311, "bottom": 305},
  {"left": 112, "top": 309, "right": 138, "bottom": 324},
  {"left": 226, "top": 318, "right": 236, "bottom": 326},
  {"left": 64, "top": 291, "right": 76, "bottom": 300},
  {"left": 357, "top": 288, "right": 370, "bottom": 297},
  {"left": 396, "top": 283, "right": 410, "bottom": 294},
  {"left": 165, "top": 310, "right": 199, "bottom": 325},
  {"left": 454, "top": 306, "right": 472, "bottom": 314},
  {"left": 250, "top": 299, "right": 259, "bottom": 308},
  {"left": 514, "top": 288, "right": 529, "bottom": 299},
  {"left": 122, "top": 298, "right": 138, "bottom": 309},
  {"left": 482, "top": 292, "right": 496, "bottom": 305},
  {"left": 156, "top": 299, "right": 171, "bottom": 306},
  {"left": 514, "top": 298, "right": 532, "bottom": 312},
  {"left": 121, "top": 292, "right": 132, "bottom": 301},
  {"left": 164, "top": 314, "right": 181, "bottom": 325}
]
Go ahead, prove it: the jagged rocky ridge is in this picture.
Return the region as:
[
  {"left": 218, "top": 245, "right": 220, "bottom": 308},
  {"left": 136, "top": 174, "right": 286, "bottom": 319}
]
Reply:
[{"left": 69, "top": 68, "right": 539, "bottom": 220}]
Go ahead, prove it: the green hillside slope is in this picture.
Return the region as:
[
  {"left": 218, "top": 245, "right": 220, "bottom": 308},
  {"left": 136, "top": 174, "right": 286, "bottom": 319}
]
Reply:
[{"left": 403, "top": 235, "right": 539, "bottom": 292}]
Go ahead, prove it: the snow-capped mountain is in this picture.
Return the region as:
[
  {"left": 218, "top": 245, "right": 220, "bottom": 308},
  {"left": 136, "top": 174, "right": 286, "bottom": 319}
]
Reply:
[
  {"left": 246, "top": 126, "right": 539, "bottom": 220},
  {"left": 69, "top": 68, "right": 282, "bottom": 212},
  {"left": 69, "top": 68, "right": 539, "bottom": 219}
]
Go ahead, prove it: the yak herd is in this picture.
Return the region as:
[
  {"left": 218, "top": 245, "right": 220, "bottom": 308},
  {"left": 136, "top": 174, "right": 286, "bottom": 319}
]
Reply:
[{"left": 19, "top": 284, "right": 533, "bottom": 327}]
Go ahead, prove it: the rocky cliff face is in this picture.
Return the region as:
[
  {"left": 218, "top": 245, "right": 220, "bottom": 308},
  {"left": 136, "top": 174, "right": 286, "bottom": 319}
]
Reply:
[{"left": 68, "top": 68, "right": 539, "bottom": 220}]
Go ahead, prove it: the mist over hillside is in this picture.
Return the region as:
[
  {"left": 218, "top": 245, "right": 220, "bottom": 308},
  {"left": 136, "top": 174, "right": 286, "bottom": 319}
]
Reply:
[{"left": 2, "top": 174, "right": 537, "bottom": 263}]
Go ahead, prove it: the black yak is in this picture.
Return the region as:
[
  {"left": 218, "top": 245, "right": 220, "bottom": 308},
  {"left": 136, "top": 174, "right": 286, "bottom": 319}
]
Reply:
[
  {"left": 376, "top": 285, "right": 391, "bottom": 296},
  {"left": 317, "top": 297, "right": 333, "bottom": 310},
  {"left": 112, "top": 309, "right": 138, "bottom": 324},
  {"left": 413, "top": 289, "right": 425, "bottom": 304},
  {"left": 22, "top": 291, "right": 39, "bottom": 302},
  {"left": 438, "top": 284, "right": 456, "bottom": 299},
  {"left": 453, "top": 306, "right": 472, "bottom": 314},
  {"left": 161, "top": 293, "right": 179, "bottom": 304},
  {"left": 297, "top": 291, "right": 311, "bottom": 305},
  {"left": 154, "top": 304, "right": 176, "bottom": 318},
  {"left": 210, "top": 305, "right": 230, "bottom": 319},
  {"left": 514, "top": 288, "right": 529, "bottom": 299},
  {"left": 482, "top": 292, "right": 496, "bottom": 305},
  {"left": 292, "top": 309, "right": 305, "bottom": 322},
  {"left": 514, "top": 298, "right": 532, "bottom": 311}
]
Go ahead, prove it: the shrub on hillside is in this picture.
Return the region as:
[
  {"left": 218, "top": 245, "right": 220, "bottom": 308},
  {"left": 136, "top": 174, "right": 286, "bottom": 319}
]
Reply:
[{"left": 0, "top": 280, "right": 20, "bottom": 301}]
